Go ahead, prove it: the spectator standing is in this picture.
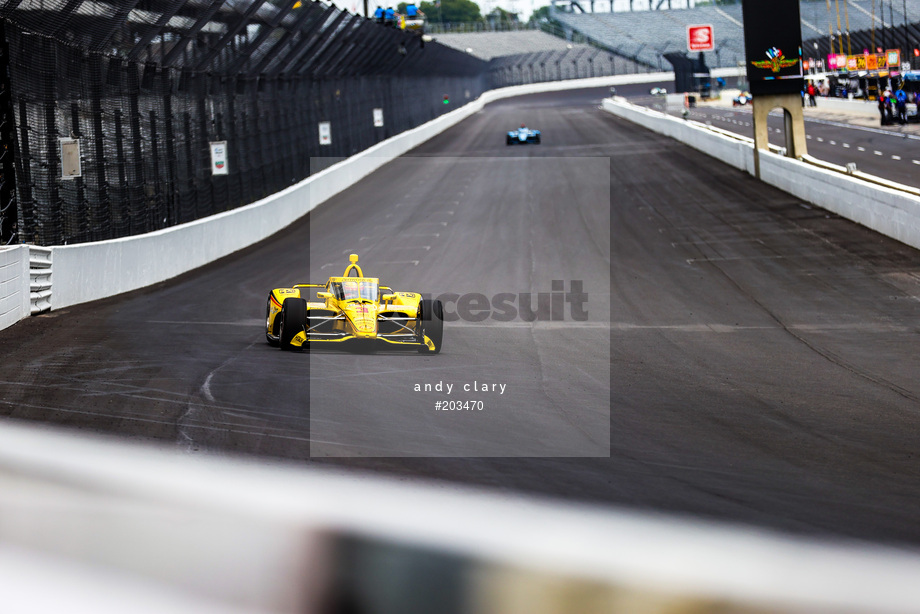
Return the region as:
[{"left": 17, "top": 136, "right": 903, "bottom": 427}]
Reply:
[
  {"left": 374, "top": 6, "right": 384, "bottom": 23},
  {"left": 807, "top": 82, "right": 817, "bottom": 106},
  {"left": 895, "top": 88, "right": 908, "bottom": 124},
  {"left": 384, "top": 6, "right": 396, "bottom": 26}
]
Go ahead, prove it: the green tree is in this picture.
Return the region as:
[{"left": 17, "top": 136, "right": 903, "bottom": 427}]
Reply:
[
  {"left": 486, "top": 7, "right": 519, "bottom": 26},
  {"left": 419, "top": 0, "right": 482, "bottom": 23},
  {"left": 529, "top": 5, "right": 554, "bottom": 23}
]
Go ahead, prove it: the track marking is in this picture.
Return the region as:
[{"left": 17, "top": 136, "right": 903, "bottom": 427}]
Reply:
[
  {"left": 892, "top": 155, "right": 901, "bottom": 160},
  {"left": 201, "top": 373, "right": 217, "bottom": 402},
  {"left": 874, "top": 150, "right": 883, "bottom": 156},
  {"left": 196, "top": 340, "right": 259, "bottom": 420},
  {"left": 671, "top": 238, "right": 765, "bottom": 246},
  {"left": 842, "top": 143, "right": 850, "bottom": 148},
  {"left": 913, "top": 160, "right": 920, "bottom": 165},
  {"left": 686, "top": 255, "right": 787, "bottom": 264},
  {"left": 858, "top": 146, "right": 866, "bottom": 151},
  {"left": 148, "top": 320, "right": 262, "bottom": 326}
]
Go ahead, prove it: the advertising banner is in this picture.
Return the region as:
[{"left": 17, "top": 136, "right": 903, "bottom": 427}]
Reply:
[
  {"left": 209, "top": 141, "right": 228, "bottom": 175},
  {"left": 319, "top": 121, "right": 332, "bottom": 145},
  {"left": 687, "top": 25, "right": 714, "bottom": 52}
]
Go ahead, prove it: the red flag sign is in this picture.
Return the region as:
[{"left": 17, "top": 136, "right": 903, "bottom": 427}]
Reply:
[{"left": 688, "top": 25, "right": 714, "bottom": 52}]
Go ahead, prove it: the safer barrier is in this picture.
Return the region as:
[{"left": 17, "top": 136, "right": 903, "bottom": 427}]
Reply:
[
  {"left": 602, "top": 98, "right": 920, "bottom": 252},
  {"left": 0, "top": 245, "right": 28, "bottom": 330}
]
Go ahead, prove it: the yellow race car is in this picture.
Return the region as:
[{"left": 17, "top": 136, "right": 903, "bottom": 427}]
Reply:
[{"left": 265, "top": 254, "right": 443, "bottom": 353}]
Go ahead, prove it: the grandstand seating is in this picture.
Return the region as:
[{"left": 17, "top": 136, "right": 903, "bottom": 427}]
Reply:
[
  {"left": 487, "top": 46, "right": 647, "bottom": 85},
  {"left": 553, "top": 0, "right": 920, "bottom": 69},
  {"left": 435, "top": 29, "right": 648, "bottom": 83},
  {"left": 434, "top": 30, "right": 586, "bottom": 60}
]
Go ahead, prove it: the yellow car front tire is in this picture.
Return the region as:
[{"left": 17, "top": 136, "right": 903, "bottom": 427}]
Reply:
[
  {"left": 417, "top": 299, "right": 443, "bottom": 354},
  {"left": 279, "top": 298, "right": 307, "bottom": 351}
]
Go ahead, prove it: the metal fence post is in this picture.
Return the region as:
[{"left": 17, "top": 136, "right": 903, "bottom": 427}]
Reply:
[{"left": 0, "top": 20, "right": 17, "bottom": 245}]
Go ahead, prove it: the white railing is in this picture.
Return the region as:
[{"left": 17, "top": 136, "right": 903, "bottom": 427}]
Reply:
[
  {"left": 28, "top": 246, "right": 52, "bottom": 314},
  {"left": 0, "top": 245, "right": 30, "bottom": 330}
]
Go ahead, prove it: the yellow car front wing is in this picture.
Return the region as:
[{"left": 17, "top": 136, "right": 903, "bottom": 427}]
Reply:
[{"left": 290, "top": 330, "right": 436, "bottom": 351}]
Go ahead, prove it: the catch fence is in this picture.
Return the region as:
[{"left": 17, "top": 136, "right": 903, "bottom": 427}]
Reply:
[{"left": 0, "top": 0, "right": 486, "bottom": 246}]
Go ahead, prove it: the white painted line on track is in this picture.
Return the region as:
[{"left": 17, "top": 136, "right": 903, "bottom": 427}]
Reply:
[
  {"left": 892, "top": 155, "right": 901, "bottom": 160},
  {"left": 687, "top": 255, "right": 787, "bottom": 264},
  {"left": 324, "top": 260, "right": 419, "bottom": 268}
]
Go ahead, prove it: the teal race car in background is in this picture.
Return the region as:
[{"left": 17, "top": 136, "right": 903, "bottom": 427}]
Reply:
[{"left": 506, "top": 124, "right": 541, "bottom": 145}]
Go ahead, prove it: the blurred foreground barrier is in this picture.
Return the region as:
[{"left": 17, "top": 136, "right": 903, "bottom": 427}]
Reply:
[
  {"left": 602, "top": 98, "right": 920, "bottom": 253},
  {"left": 2, "top": 419, "right": 920, "bottom": 614}
]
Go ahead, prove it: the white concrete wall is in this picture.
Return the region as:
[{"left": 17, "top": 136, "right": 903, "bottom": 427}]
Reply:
[
  {"left": 809, "top": 96, "right": 879, "bottom": 116},
  {"left": 0, "top": 246, "right": 30, "bottom": 330},
  {"left": 601, "top": 99, "right": 920, "bottom": 253},
  {"left": 603, "top": 99, "right": 755, "bottom": 174},
  {"left": 758, "top": 152, "right": 920, "bottom": 249}
]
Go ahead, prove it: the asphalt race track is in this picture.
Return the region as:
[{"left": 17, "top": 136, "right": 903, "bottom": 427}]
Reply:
[{"left": 3, "top": 88, "right": 920, "bottom": 545}]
